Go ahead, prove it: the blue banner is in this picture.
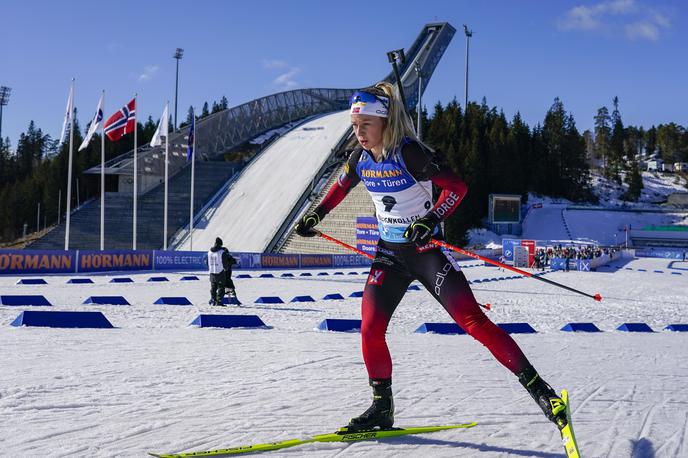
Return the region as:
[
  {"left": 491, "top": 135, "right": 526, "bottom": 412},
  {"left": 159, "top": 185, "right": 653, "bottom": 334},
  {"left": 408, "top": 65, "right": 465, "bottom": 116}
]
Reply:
[
  {"left": 635, "top": 248, "right": 686, "bottom": 259},
  {"left": 240, "top": 253, "right": 262, "bottom": 269},
  {"left": 154, "top": 250, "right": 207, "bottom": 270},
  {"left": 550, "top": 258, "right": 568, "bottom": 271},
  {"left": 78, "top": 250, "right": 154, "bottom": 273},
  {"left": 0, "top": 250, "right": 76, "bottom": 274},
  {"left": 577, "top": 259, "right": 591, "bottom": 271},
  {"left": 356, "top": 216, "right": 379, "bottom": 255},
  {"left": 261, "top": 254, "right": 300, "bottom": 269},
  {"left": 300, "top": 254, "right": 333, "bottom": 268},
  {"left": 502, "top": 239, "right": 519, "bottom": 262},
  {"left": 333, "top": 254, "right": 373, "bottom": 267}
]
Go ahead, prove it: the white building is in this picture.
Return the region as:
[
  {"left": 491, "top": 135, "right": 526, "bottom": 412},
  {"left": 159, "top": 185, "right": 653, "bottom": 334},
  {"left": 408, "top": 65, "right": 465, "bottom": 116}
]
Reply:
[{"left": 647, "top": 159, "right": 664, "bottom": 171}]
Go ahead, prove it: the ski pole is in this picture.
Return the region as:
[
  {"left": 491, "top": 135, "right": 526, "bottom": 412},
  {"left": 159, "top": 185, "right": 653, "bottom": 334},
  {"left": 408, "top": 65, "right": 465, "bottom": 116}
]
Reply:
[
  {"left": 430, "top": 239, "right": 602, "bottom": 302},
  {"left": 316, "top": 230, "right": 374, "bottom": 260},
  {"left": 316, "top": 230, "right": 491, "bottom": 310}
]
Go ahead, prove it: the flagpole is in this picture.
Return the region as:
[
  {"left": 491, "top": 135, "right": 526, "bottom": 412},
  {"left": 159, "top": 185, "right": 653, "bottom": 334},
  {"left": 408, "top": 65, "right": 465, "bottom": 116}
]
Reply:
[
  {"left": 100, "top": 90, "right": 105, "bottom": 251},
  {"left": 189, "top": 108, "right": 196, "bottom": 251},
  {"left": 64, "top": 79, "right": 75, "bottom": 251},
  {"left": 133, "top": 93, "right": 138, "bottom": 251},
  {"left": 163, "top": 101, "right": 169, "bottom": 250}
]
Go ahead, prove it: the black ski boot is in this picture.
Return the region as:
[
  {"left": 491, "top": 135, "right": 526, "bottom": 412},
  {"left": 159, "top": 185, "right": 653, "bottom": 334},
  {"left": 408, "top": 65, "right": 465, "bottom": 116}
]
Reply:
[
  {"left": 346, "top": 379, "right": 394, "bottom": 431},
  {"left": 517, "top": 366, "right": 567, "bottom": 430}
]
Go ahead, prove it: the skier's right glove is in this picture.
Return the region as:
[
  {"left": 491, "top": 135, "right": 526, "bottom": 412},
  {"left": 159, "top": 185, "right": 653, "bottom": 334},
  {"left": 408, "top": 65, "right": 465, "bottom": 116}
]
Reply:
[{"left": 295, "top": 208, "right": 325, "bottom": 237}]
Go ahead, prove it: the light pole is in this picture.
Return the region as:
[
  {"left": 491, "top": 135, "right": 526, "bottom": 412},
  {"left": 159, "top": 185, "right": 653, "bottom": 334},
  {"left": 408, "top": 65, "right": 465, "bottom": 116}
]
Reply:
[
  {"left": 463, "top": 25, "right": 473, "bottom": 110},
  {"left": 414, "top": 62, "right": 425, "bottom": 141},
  {"left": 173, "top": 48, "right": 184, "bottom": 130},
  {"left": 386, "top": 49, "right": 408, "bottom": 112},
  {"left": 0, "top": 86, "right": 11, "bottom": 144}
]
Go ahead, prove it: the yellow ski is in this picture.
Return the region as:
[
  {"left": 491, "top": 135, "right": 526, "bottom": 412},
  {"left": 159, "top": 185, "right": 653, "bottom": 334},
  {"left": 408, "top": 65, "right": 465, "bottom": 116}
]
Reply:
[
  {"left": 149, "top": 422, "right": 477, "bottom": 457},
  {"left": 560, "top": 390, "right": 581, "bottom": 458}
]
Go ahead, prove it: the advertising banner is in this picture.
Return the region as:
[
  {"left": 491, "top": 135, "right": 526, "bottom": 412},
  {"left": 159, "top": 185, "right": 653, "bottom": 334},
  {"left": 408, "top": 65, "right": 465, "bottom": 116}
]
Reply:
[
  {"left": 333, "top": 254, "right": 373, "bottom": 268},
  {"left": 78, "top": 250, "right": 153, "bottom": 273},
  {"left": 0, "top": 250, "right": 76, "bottom": 275},
  {"left": 261, "top": 254, "right": 300, "bottom": 269},
  {"left": 154, "top": 250, "right": 208, "bottom": 270},
  {"left": 300, "top": 254, "right": 333, "bottom": 268},
  {"left": 356, "top": 216, "right": 379, "bottom": 256}
]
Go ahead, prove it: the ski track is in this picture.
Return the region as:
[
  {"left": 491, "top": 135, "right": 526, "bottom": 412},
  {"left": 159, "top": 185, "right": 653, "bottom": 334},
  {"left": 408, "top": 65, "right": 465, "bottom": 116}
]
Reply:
[{"left": 1, "top": 257, "right": 687, "bottom": 457}]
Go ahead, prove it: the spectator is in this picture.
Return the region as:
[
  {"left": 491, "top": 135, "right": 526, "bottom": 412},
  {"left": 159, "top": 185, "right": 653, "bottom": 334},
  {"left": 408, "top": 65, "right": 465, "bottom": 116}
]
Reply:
[
  {"left": 222, "top": 247, "right": 240, "bottom": 303},
  {"left": 207, "top": 237, "right": 233, "bottom": 307}
]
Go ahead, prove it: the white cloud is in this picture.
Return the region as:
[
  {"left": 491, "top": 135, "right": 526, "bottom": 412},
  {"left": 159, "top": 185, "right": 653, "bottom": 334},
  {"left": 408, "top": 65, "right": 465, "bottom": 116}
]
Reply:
[
  {"left": 138, "top": 65, "right": 159, "bottom": 82},
  {"left": 626, "top": 21, "right": 660, "bottom": 41},
  {"left": 558, "top": 5, "right": 603, "bottom": 30},
  {"left": 557, "top": 1, "right": 670, "bottom": 41},
  {"left": 273, "top": 68, "right": 301, "bottom": 90},
  {"left": 262, "top": 59, "right": 301, "bottom": 90}
]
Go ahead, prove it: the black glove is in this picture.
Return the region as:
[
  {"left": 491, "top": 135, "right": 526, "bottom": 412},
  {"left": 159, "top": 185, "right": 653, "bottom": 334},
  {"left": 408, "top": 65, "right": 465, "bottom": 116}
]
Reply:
[
  {"left": 403, "top": 212, "right": 441, "bottom": 246},
  {"left": 295, "top": 208, "right": 325, "bottom": 237}
]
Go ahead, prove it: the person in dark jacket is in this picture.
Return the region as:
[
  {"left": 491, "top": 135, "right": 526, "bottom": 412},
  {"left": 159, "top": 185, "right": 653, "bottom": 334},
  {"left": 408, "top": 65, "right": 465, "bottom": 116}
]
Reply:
[
  {"left": 222, "top": 247, "right": 239, "bottom": 302},
  {"left": 208, "top": 237, "right": 231, "bottom": 306}
]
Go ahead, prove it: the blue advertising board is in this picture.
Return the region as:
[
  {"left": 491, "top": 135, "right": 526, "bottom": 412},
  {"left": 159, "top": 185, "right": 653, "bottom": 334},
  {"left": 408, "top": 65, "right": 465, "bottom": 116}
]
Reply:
[
  {"left": 333, "top": 254, "right": 373, "bottom": 267},
  {"left": 635, "top": 248, "right": 686, "bottom": 259},
  {"left": 154, "top": 250, "right": 208, "bottom": 270},
  {"left": 502, "top": 239, "right": 519, "bottom": 262},
  {"left": 356, "top": 216, "right": 379, "bottom": 256},
  {"left": 78, "top": 250, "right": 154, "bottom": 273},
  {"left": 0, "top": 250, "right": 76, "bottom": 274}
]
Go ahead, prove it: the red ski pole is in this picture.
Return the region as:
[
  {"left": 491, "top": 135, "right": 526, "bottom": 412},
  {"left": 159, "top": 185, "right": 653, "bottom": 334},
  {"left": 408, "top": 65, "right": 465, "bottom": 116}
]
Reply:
[
  {"left": 430, "top": 239, "right": 602, "bottom": 302},
  {"left": 316, "top": 230, "right": 374, "bottom": 259},
  {"left": 315, "top": 231, "right": 492, "bottom": 310}
]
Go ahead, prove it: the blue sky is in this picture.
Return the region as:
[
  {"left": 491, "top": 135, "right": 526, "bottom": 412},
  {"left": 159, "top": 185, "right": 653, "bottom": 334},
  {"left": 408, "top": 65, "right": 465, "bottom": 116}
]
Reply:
[{"left": 0, "top": 0, "right": 685, "bottom": 148}]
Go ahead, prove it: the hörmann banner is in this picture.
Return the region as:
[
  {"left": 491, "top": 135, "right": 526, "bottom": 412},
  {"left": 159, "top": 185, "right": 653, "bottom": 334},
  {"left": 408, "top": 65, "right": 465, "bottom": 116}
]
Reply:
[
  {"left": 0, "top": 250, "right": 76, "bottom": 274},
  {"left": 78, "top": 250, "right": 154, "bottom": 273}
]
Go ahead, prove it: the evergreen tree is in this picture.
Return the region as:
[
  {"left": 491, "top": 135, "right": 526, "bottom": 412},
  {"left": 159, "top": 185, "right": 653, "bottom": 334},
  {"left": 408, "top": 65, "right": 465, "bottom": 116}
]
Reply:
[
  {"left": 623, "top": 157, "right": 643, "bottom": 201},
  {"left": 507, "top": 112, "right": 530, "bottom": 193},
  {"left": 582, "top": 130, "right": 595, "bottom": 166},
  {"left": 608, "top": 96, "right": 625, "bottom": 183},
  {"left": 644, "top": 126, "right": 657, "bottom": 157},
  {"left": 219, "top": 95, "right": 229, "bottom": 110},
  {"left": 656, "top": 123, "right": 684, "bottom": 164},
  {"left": 542, "top": 98, "right": 566, "bottom": 196},
  {"left": 201, "top": 101, "right": 210, "bottom": 118},
  {"left": 594, "top": 106, "right": 611, "bottom": 173},
  {"left": 0, "top": 137, "right": 12, "bottom": 185}
]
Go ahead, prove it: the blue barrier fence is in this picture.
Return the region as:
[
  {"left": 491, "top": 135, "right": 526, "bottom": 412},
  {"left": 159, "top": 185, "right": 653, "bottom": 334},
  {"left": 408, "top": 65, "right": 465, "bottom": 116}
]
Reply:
[{"left": 1, "top": 248, "right": 372, "bottom": 276}]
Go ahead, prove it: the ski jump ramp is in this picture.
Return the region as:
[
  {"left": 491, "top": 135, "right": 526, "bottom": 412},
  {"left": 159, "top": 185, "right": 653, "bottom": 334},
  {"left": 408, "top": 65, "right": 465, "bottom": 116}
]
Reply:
[{"left": 178, "top": 110, "right": 351, "bottom": 252}]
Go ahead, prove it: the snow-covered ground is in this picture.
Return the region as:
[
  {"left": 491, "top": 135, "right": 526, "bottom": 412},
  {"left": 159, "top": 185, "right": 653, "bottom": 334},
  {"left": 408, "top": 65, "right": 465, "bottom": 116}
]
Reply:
[
  {"left": 2, "top": 256, "right": 687, "bottom": 457},
  {"left": 591, "top": 171, "right": 687, "bottom": 207}
]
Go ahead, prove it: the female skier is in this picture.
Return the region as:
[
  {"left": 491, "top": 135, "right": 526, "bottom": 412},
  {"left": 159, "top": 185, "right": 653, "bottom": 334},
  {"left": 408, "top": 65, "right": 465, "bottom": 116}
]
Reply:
[{"left": 295, "top": 82, "right": 567, "bottom": 432}]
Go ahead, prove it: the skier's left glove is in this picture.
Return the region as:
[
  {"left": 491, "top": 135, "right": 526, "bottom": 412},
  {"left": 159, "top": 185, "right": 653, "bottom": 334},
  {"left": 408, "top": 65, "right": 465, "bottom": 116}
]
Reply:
[{"left": 403, "top": 212, "right": 441, "bottom": 246}]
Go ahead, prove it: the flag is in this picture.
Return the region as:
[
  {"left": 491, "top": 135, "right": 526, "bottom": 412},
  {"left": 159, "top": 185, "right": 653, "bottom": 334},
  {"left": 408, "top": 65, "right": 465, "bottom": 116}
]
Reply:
[
  {"left": 150, "top": 103, "right": 169, "bottom": 147},
  {"left": 59, "top": 82, "right": 74, "bottom": 145},
  {"left": 187, "top": 110, "right": 195, "bottom": 161},
  {"left": 78, "top": 93, "right": 104, "bottom": 151},
  {"left": 104, "top": 98, "right": 136, "bottom": 142}
]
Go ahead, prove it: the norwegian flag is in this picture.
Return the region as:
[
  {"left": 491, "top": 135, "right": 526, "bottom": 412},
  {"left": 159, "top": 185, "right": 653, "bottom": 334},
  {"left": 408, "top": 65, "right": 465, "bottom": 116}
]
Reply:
[{"left": 104, "top": 98, "right": 136, "bottom": 141}]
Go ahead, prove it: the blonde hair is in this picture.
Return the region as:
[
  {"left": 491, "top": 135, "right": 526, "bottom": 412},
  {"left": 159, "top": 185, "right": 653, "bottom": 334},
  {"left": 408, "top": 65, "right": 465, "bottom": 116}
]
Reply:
[{"left": 364, "top": 82, "right": 418, "bottom": 159}]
